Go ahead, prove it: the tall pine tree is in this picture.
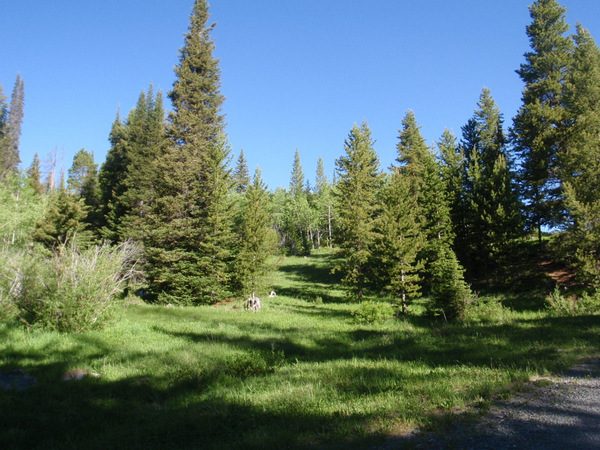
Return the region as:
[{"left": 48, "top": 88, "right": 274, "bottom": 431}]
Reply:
[
  {"left": 561, "top": 24, "right": 600, "bottom": 286},
  {"left": 144, "top": 0, "right": 234, "bottom": 304},
  {"left": 511, "top": 0, "right": 573, "bottom": 244},
  {"left": 334, "top": 121, "right": 384, "bottom": 300},
  {"left": 0, "top": 75, "right": 24, "bottom": 180},
  {"left": 459, "top": 89, "right": 522, "bottom": 277},
  {"left": 395, "top": 111, "right": 453, "bottom": 288}
]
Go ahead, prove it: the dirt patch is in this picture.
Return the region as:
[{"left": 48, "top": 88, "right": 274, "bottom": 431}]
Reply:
[{"left": 539, "top": 260, "right": 576, "bottom": 287}]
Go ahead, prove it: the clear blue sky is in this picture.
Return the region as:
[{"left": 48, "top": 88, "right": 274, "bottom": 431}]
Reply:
[{"left": 2, "top": 1, "right": 599, "bottom": 190}]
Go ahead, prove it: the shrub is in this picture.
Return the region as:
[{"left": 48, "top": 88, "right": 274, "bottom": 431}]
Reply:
[
  {"left": 461, "top": 297, "right": 508, "bottom": 324},
  {"left": 545, "top": 287, "right": 600, "bottom": 316},
  {"left": 352, "top": 301, "right": 395, "bottom": 324},
  {"left": 1, "top": 241, "right": 141, "bottom": 332},
  {"left": 427, "top": 248, "right": 474, "bottom": 321}
]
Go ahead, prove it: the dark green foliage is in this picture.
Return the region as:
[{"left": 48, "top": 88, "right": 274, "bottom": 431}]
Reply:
[
  {"left": 32, "top": 186, "right": 92, "bottom": 249},
  {"left": 99, "top": 87, "right": 167, "bottom": 242},
  {"left": 456, "top": 89, "right": 523, "bottom": 277},
  {"left": 559, "top": 25, "right": 600, "bottom": 287},
  {"left": 0, "top": 75, "right": 24, "bottom": 180},
  {"left": 334, "top": 121, "right": 384, "bottom": 300},
  {"left": 428, "top": 247, "right": 474, "bottom": 321},
  {"left": 144, "top": 1, "right": 234, "bottom": 304},
  {"left": 511, "top": 0, "right": 573, "bottom": 242},
  {"left": 395, "top": 111, "right": 453, "bottom": 290},
  {"left": 68, "top": 149, "right": 101, "bottom": 232}
]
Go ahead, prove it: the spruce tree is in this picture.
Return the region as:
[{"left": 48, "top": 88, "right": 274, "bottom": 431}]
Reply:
[
  {"left": 99, "top": 87, "right": 167, "bottom": 242},
  {"left": 511, "top": 0, "right": 573, "bottom": 244},
  {"left": 98, "top": 111, "right": 128, "bottom": 238},
  {"left": 334, "top": 121, "right": 384, "bottom": 300},
  {"left": 118, "top": 87, "right": 167, "bottom": 242},
  {"left": 0, "top": 75, "right": 24, "bottom": 180},
  {"left": 33, "top": 185, "right": 91, "bottom": 249},
  {"left": 144, "top": 0, "right": 234, "bottom": 304},
  {"left": 395, "top": 111, "right": 453, "bottom": 288},
  {"left": 26, "top": 153, "right": 44, "bottom": 195},
  {"left": 233, "top": 149, "right": 250, "bottom": 194},
  {"left": 374, "top": 171, "right": 422, "bottom": 314},
  {"left": 561, "top": 24, "right": 600, "bottom": 286},
  {"left": 68, "top": 149, "right": 101, "bottom": 234},
  {"left": 460, "top": 89, "right": 522, "bottom": 276}
]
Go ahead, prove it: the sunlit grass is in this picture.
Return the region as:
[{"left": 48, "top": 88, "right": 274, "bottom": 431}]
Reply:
[{"left": 1, "top": 251, "right": 599, "bottom": 448}]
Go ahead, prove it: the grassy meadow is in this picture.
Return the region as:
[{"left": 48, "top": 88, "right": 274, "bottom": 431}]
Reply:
[{"left": 1, "top": 250, "right": 600, "bottom": 449}]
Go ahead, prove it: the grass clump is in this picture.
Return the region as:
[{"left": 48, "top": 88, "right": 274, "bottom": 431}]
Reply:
[{"left": 352, "top": 300, "right": 395, "bottom": 324}]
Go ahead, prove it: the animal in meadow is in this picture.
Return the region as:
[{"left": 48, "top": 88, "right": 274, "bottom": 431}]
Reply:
[{"left": 246, "top": 292, "right": 261, "bottom": 311}]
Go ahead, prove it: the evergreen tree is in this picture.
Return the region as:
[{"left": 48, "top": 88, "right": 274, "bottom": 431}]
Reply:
[
  {"left": 438, "top": 129, "right": 469, "bottom": 257},
  {"left": 99, "top": 87, "right": 167, "bottom": 242},
  {"left": 117, "top": 87, "right": 167, "bottom": 241},
  {"left": 0, "top": 85, "right": 6, "bottom": 154},
  {"left": 561, "top": 24, "right": 600, "bottom": 286},
  {"left": 374, "top": 171, "right": 422, "bottom": 314},
  {"left": 232, "top": 167, "right": 277, "bottom": 295},
  {"left": 0, "top": 75, "right": 24, "bottom": 180},
  {"left": 98, "top": 110, "right": 128, "bottom": 237},
  {"left": 290, "top": 149, "right": 305, "bottom": 196},
  {"left": 32, "top": 185, "right": 91, "bottom": 249},
  {"left": 233, "top": 148, "right": 250, "bottom": 194},
  {"left": 511, "top": 0, "right": 573, "bottom": 244},
  {"left": 459, "top": 89, "right": 522, "bottom": 276},
  {"left": 144, "top": 0, "right": 234, "bottom": 304},
  {"left": 428, "top": 247, "right": 473, "bottom": 321},
  {"left": 26, "top": 153, "right": 44, "bottom": 195},
  {"left": 280, "top": 149, "right": 313, "bottom": 255},
  {"left": 68, "top": 149, "right": 101, "bottom": 233},
  {"left": 395, "top": 111, "right": 453, "bottom": 287},
  {"left": 334, "top": 121, "right": 384, "bottom": 300}
]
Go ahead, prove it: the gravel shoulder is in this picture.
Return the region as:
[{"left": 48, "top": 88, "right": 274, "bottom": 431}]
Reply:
[{"left": 378, "top": 358, "right": 600, "bottom": 449}]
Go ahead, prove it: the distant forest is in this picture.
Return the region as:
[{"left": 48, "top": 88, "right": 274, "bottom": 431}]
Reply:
[{"left": 1, "top": 0, "right": 600, "bottom": 327}]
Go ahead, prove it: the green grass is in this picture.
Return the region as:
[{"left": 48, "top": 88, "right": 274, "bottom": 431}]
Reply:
[{"left": 1, "top": 250, "right": 599, "bottom": 449}]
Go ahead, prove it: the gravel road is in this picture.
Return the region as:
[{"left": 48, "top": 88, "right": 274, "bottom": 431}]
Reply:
[{"left": 377, "top": 358, "right": 600, "bottom": 449}]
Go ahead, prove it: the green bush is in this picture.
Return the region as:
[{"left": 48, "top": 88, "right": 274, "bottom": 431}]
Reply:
[
  {"left": 352, "top": 301, "right": 395, "bottom": 324},
  {"left": 545, "top": 287, "right": 600, "bottom": 316},
  {"left": 427, "top": 248, "right": 474, "bottom": 321},
  {"left": 1, "top": 242, "right": 141, "bottom": 332}
]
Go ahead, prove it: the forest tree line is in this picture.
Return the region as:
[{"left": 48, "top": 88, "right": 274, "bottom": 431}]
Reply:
[{"left": 1, "top": 0, "right": 600, "bottom": 325}]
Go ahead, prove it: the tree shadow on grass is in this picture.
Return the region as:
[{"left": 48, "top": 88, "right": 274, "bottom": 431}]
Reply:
[{"left": 2, "top": 312, "right": 599, "bottom": 449}]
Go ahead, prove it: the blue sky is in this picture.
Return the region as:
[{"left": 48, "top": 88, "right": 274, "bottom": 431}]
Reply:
[{"left": 1, "top": 1, "right": 599, "bottom": 190}]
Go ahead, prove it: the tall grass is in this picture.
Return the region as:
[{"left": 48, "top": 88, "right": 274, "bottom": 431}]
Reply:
[{"left": 1, "top": 252, "right": 599, "bottom": 449}]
